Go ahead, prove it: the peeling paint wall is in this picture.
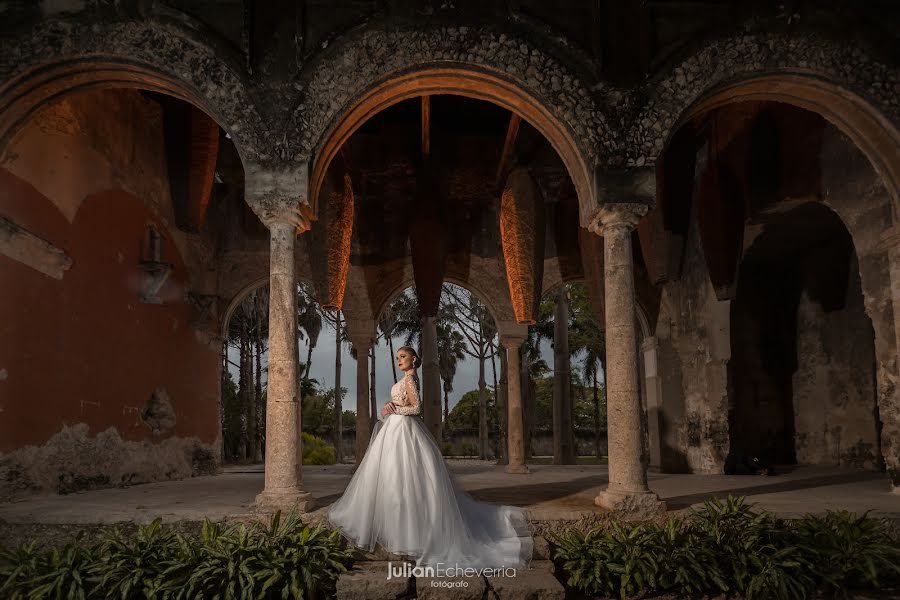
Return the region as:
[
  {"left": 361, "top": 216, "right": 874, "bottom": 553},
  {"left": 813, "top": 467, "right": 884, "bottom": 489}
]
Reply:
[
  {"left": 0, "top": 90, "right": 222, "bottom": 499},
  {"left": 0, "top": 424, "right": 217, "bottom": 501}
]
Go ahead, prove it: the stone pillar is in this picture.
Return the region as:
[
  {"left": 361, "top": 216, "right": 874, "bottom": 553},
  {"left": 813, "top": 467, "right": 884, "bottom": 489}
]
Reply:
[
  {"left": 502, "top": 335, "right": 529, "bottom": 474},
  {"left": 497, "top": 345, "right": 509, "bottom": 465},
  {"left": 553, "top": 286, "right": 576, "bottom": 464},
  {"left": 421, "top": 315, "right": 442, "bottom": 441},
  {"left": 878, "top": 226, "right": 900, "bottom": 491},
  {"left": 350, "top": 336, "right": 373, "bottom": 463},
  {"left": 642, "top": 336, "right": 663, "bottom": 470},
  {"left": 590, "top": 202, "right": 665, "bottom": 515},
  {"left": 247, "top": 165, "right": 315, "bottom": 513}
]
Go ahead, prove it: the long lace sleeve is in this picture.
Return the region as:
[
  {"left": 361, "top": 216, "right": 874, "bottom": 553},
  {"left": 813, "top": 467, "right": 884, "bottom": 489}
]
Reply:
[{"left": 393, "top": 377, "right": 421, "bottom": 415}]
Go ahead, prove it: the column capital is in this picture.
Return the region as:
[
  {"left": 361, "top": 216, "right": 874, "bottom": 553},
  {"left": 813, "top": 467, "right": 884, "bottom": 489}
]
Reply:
[
  {"left": 641, "top": 335, "right": 659, "bottom": 352},
  {"left": 345, "top": 318, "right": 376, "bottom": 350},
  {"left": 588, "top": 203, "right": 649, "bottom": 236},
  {"left": 245, "top": 160, "right": 313, "bottom": 231},
  {"left": 500, "top": 335, "right": 526, "bottom": 349}
]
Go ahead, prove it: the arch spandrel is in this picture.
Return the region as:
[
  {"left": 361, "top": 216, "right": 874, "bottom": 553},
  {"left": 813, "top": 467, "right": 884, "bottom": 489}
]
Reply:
[
  {"left": 0, "top": 16, "right": 268, "bottom": 166},
  {"left": 625, "top": 32, "right": 900, "bottom": 218}
]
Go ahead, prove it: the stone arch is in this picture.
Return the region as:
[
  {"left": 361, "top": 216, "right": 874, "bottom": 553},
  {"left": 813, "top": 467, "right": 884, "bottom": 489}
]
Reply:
[
  {"left": 626, "top": 32, "right": 900, "bottom": 218},
  {"left": 0, "top": 16, "right": 267, "bottom": 165},
  {"left": 295, "top": 24, "right": 612, "bottom": 226},
  {"left": 220, "top": 276, "right": 270, "bottom": 339},
  {"left": 374, "top": 276, "right": 509, "bottom": 330},
  {"left": 541, "top": 277, "right": 652, "bottom": 339}
]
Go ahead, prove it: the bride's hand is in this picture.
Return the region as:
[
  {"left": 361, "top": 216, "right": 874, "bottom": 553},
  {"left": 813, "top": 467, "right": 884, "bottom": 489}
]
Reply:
[{"left": 380, "top": 403, "right": 396, "bottom": 418}]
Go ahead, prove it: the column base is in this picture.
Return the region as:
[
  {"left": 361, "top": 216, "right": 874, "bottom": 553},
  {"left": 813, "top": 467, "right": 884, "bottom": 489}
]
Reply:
[
  {"left": 505, "top": 463, "right": 530, "bottom": 474},
  {"left": 594, "top": 489, "right": 666, "bottom": 518},
  {"left": 254, "top": 488, "right": 316, "bottom": 514}
]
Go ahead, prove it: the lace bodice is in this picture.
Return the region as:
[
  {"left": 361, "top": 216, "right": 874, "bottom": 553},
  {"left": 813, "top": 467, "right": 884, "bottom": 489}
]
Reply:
[{"left": 387, "top": 375, "right": 421, "bottom": 416}]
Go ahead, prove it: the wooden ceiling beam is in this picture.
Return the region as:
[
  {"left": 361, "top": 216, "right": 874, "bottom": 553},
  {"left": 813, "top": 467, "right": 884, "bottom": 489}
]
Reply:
[{"left": 494, "top": 112, "right": 521, "bottom": 192}]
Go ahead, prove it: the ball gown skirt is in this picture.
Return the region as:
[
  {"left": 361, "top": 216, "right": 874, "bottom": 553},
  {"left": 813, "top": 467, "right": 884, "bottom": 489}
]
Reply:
[{"left": 326, "top": 412, "right": 533, "bottom": 569}]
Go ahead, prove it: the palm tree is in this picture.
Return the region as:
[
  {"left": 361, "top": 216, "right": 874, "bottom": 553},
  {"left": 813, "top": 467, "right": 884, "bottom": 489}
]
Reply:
[
  {"left": 569, "top": 283, "right": 606, "bottom": 459},
  {"left": 296, "top": 283, "right": 323, "bottom": 381},
  {"left": 437, "top": 323, "right": 466, "bottom": 432},
  {"left": 441, "top": 284, "right": 497, "bottom": 459}
]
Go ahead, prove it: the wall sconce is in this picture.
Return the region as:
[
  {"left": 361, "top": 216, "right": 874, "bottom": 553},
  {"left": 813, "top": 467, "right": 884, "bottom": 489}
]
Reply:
[{"left": 138, "top": 225, "right": 172, "bottom": 304}]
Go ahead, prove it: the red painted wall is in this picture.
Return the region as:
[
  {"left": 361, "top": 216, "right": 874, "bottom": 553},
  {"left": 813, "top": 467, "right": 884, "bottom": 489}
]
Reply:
[{"left": 0, "top": 168, "right": 219, "bottom": 453}]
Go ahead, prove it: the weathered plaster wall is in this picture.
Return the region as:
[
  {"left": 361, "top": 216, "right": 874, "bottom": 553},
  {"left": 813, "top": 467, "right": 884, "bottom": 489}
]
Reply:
[
  {"left": 0, "top": 92, "right": 221, "bottom": 500},
  {"left": 817, "top": 126, "right": 898, "bottom": 484},
  {"left": 792, "top": 260, "right": 879, "bottom": 468},
  {"left": 654, "top": 197, "right": 732, "bottom": 474}
]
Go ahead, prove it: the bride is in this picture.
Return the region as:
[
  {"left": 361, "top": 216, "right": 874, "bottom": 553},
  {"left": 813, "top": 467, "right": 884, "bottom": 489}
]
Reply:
[{"left": 326, "top": 346, "right": 533, "bottom": 569}]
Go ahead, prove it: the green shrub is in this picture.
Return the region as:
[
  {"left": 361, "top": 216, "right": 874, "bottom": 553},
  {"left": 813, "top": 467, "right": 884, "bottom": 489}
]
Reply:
[
  {"left": 0, "top": 535, "right": 95, "bottom": 600},
  {"left": 93, "top": 517, "right": 184, "bottom": 598},
  {"left": 0, "top": 511, "right": 353, "bottom": 599},
  {"left": 302, "top": 432, "right": 336, "bottom": 465},
  {"left": 552, "top": 495, "right": 900, "bottom": 600},
  {"left": 795, "top": 509, "right": 900, "bottom": 593}
]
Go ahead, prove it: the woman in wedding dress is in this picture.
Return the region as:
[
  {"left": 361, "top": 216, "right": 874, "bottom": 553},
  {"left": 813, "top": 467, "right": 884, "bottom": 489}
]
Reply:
[{"left": 326, "top": 346, "right": 533, "bottom": 570}]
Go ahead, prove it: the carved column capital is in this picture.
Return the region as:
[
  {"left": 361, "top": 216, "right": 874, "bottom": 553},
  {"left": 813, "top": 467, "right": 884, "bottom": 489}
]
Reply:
[
  {"left": 245, "top": 161, "right": 313, "bottom": 231},
  {"left": 588, "top": 202, "right": 649, "bottom": 236}
]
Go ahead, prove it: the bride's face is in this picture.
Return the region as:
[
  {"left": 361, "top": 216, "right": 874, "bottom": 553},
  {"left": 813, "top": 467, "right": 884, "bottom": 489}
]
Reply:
[{"left": 396, "top": 350, "right": 415, "bottom": 372}]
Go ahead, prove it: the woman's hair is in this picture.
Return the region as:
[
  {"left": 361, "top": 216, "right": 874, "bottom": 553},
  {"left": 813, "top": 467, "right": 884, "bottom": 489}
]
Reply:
[{"left": 397, "top": 345, "right": 422, "bottom": 369}]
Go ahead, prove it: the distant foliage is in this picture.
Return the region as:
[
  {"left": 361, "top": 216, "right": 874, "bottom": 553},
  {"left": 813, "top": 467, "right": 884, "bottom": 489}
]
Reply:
[
  {"left": 552, "top": 495, "right": 900, "bottom": 600},
  {"left": 302, "top": 432, "right": 337, "bottom": 465}
]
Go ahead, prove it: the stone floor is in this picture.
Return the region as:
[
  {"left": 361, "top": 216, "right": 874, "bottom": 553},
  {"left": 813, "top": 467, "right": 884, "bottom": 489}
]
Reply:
[{"left": 0, "top": 460, "right": 896, "bottom": 525}]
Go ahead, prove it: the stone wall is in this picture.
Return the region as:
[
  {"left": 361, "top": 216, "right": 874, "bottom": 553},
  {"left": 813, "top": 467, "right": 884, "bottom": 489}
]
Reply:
[
  {"left": 0, "top": 90, "right": 221, "bottom": 500},
  {"left": 792, "top": 261, "right": 879, "bottom": 468}
]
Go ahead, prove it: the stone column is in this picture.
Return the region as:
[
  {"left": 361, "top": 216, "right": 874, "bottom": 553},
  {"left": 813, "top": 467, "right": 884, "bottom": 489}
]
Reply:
[
  {"left": 421, "top": 315, "right": 442, "bottom": 441},
  {"left": 642, "top": 336, "right": 663, "bottom": 470},
  {"left": 553, "top": 286, "right": 576, "bottom": 464},
  {"left": 247, "top": 166, "right": 315, "bottom": 513},
  {"left": 502, "top": 335, "right": 529, "bottom": 474},
  {"left": 346, "top": 319, "right": 376, "bottom": 464},
  {"left": 350, "top": 336, "right": 373, "bottom": 463},
  {"left": 590, "top": 202, "right": 665, "bottom": 515}
]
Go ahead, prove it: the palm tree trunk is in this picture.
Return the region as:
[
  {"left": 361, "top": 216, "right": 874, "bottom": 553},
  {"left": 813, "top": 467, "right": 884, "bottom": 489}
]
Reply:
[
  {"left": 478, "top": 345, "right": 488, "bottom": 460},
  {"left": 593, "top": 362, "right": 601, "bottom": 459},
  {"left": 238, "top": 313, "right": 249, "bottom": 461},
  {"left": 388, "top": 333, "right": 398, "bottom": 383},
  {"left": 334, "top": 312, "right": 343, "bottom": 463},
  {"left": 252, "top": 312, "right": 262, "bottom": 463}
]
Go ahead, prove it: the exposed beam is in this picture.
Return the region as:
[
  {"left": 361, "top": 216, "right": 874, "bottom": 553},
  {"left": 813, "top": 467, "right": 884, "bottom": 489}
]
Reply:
[
  {"left": 421, "top": 95, "right": 430, "bottom": 157},
  {"left": 495, "top": 112, "right": 521, "bottom": 192}
]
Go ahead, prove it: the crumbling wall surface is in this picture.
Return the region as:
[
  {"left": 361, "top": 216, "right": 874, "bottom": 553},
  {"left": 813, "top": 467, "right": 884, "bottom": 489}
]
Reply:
[
  {"left": 0, "top": 424, "right": 218, "bottom": 502},
  {"left": 0, "top": 91, "right": 223, "bottom": 499},
  {"left": 819, "top": 125, "right": 898, "bottom": 485},
  {"left": 792, "top": 264, "right": 879, "bottom": 468},
  {"left": 655, "top": 204, "right": 731, "bottom": 474}
]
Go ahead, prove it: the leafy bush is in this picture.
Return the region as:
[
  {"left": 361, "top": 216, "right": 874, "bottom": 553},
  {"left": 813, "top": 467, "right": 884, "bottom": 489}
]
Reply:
[
  {"left": 302, "top": 432, "right": 336, "bottom": 465},
  {"left": 795, "top": 509, "right": 900, "bottom": 593},
  {"left": 552, "top": 495, "right": 900, "bottom": 600},
  {"left": 0, "top": 512, "right": 354, "bottom": 599}
]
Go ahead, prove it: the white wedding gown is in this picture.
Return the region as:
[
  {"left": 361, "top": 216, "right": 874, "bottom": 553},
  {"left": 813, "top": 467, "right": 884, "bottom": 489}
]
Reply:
[{"left": 326, "top": 374, "right": 533, "bottom": 569}]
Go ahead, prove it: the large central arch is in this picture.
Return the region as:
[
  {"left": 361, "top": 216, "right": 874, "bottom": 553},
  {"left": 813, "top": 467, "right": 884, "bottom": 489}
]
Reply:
[{"left": 294, "top": 25, "right": 611, "bottom": 227}]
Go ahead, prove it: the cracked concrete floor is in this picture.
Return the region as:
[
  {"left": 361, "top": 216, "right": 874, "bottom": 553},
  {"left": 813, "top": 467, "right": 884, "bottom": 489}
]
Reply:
[{"left": 0, "top": 461, "right": 896, "bottom": 525}]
